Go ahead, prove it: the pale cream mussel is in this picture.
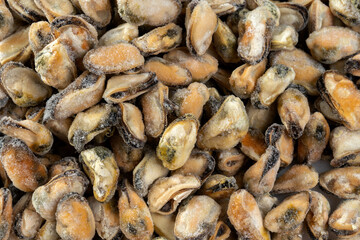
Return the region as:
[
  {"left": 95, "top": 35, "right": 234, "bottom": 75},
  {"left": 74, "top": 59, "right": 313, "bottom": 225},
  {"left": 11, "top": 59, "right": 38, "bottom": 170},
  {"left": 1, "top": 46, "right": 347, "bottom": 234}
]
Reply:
[
  {"left": 200, "top": 174, "right": 238, "bottom": 200},
  {"left": 308, "top": 0, "right": 334, "bottom": 33},
  {"left": 68, "top": 103, "right": 119, "bottom": 152},
  {"left": 270, "top": 24, "right": 298, "bottom": 51},
  {"left": 314, "top": 97, "right": 343, "bottom": 124},
  {"left": 117, "top": 0, "right": 181, "bottom": 26},
  {"left": 329, "top": 0, "right": 360, "bottom": 27},
  {"left": 36, "top": 220, "right": 60, "bottom": 240},
  {"left": 147, "top": 174, "right": 201, "bottom": 215},
  {"left": 246, "top": 101, "right": 276, "bottom": 133},
  {"left": 265, "top": 123, "right": 294, "bottom": 167},
  {"left": 79, "top": 146, "right": 119, "bottom": 203},
  {"left": 34, "top": 0, "right": 76, "bottom": 22},
  {"left": 0, "top": 188, "right": 12, "bottom": 240},
  {"left": 44, "top": 117, "right": 73, "bottom": 143},
  {"left": 7, "top": 0, "right": 45, "bottom": 23},
  {"left": 276, "top": 2, "right": 309, "bottom": 32},
  {"left": 272, "top": 224, "right": 304, "bottom": 240},
  {"left": 206, "top": 0, "right": 245, "bottom": 16},
  {"left": 132, "top": 23, "right": 182, "bottom": 57},
  {"left": 197, "top": 95, "right": 249, "bottom": 150},
  {"left": 103, "top": 72, "right": 157, "bottom": 104},
  {"left": 0, "top": 116, "right": 53, "bottom": 155},
  {"left": 99, "top": 23, "right": 139, "bottom": 46},
  {"left": 174, "top": 195, "right": 221, "bottom": 240},
  {"left": 216, "top": 148, "right": 245, "bottom": 176},
  {"left": 133, "top": 150, "right": 169, "bottom": 197},
  {"left": 213, "top": 20, "right": 241, "bottom": 62},
  {"left": 151, "top": 213, "right": 175, "bottom": 240},
  {"left": 256, "top": 193, "right": 278, "bottom": 217},
  {"left": 0, "top": 1, "right": 14, "bottom": 42},
  {"left": 77, "top": 0, "right": 111, "bottom": 28},
  {"left": 0, "top": 61, "right": 52, "bottom": 107}
]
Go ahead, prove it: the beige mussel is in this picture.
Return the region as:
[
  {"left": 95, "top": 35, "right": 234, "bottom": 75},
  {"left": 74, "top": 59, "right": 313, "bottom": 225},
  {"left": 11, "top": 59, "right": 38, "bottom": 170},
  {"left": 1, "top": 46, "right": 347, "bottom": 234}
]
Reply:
[
  {"left": 216, "top": 148, "right": 245, "bottom": 176},
  {"left": 163, "top": 48, "right": 218, "bottom": 82},
  {"left": 0, "top": 100, "right": 27, "bottom": 120},
  {"left": 272, "top": 224, "right": 304, "bottom": 240},
  {"left": 0, "top": 2, "right": 13, "bottom": 42},
  {"left": 240, "top": 127, "right": 267, "bottom": 161},
  {"left": 49, "top": 156, "right": 80, "bottom": 179},
  {"left": 277, "top": 2, "right": 309, "bottom": 32},
  {"left": 143, "top": 57, "right": 192, "bottom": 87},
  {"left": 151, "top": 213, "right": 175, "bottom": 240},
  {"left": 207, "top": 0, "right": 245, "bottom": 16},
  {"left": 308, "top": 0, "right": 334, "bottom": 33},
  {"left": 133, "top": 151, "right": 169, "bottom": 197},
  {"left": 32, "top": 169, "right": 89, "bottom": 220},
  {"left": 157, "top": 114, "right": 199, "bottom": 170},
  {"left": 68, "top": 103, "right": 118, "bottom": 152},
  {"left": 172, "top": 82, "right": 210, "bottom": 119},
  {"left": 55, "top": 193, "right": 95, "bottom": 240},
  {"left": 140, "top": 83, "right": 168, "bottom": 138},
  {"left": 298, "top": 112, "right": 330, "bottom": 164},
  {"left": 0, "top": 117, "right": 53, "bottom": 155},
  {"left": 83, "top": 43, "right": 144, "bottom": 75},
  {"left": 330, "top": 126, "right": 360, "bottom": 167},
  {"left": 0, "top": 188, "right": 12, "bottom": 240},
  {"left": 320, "top": 167, "right": 360, "bottom": 199},
  {"left": 103, "top": 72, "right": 157, "bottom": 103},
  {"left": 314, "top": 97, "right": 343, "bottom": 123},
  {"left": 0, "top": 61, "right": 52, "bottom": 107},
  {"left": 256, "top": 193, "right": 278, "bottom": 217},
  {"left": 271, "top": 25, "right": 298, "bottom": 51},
  {"left": 265, "top": 123, "right": 294, "bottom": 167},
  {"left": 270, "top": 48, "right": 325, "bottom": 95},
  {"left": 25, "top": 106, "right": 45, "bottom": 122},
  {"left": 345, "top": 52, "right": 360, "bottom": 77},
  {"left": 306, "top": 27, "right": 360, "bottom": 64},
  {"left": 246, "top": 102, "right": 276, "bottom": 132},
  {"left": 243, "top": 145, "right": 280, "bottom": 196},
  {"left": 0, "top": 26, "right": 31, "bottom": 66},
  {"left": 43, "top": 71, "right": 105, "bottom": 122},
  {"left": 277, "top": 88, "right": 310, "bottom": 139},
  {"left": 88, "top": 197, "right": 121, "bottom": 240},
  {"left": 200, "top": 174, "right": 238, "bottom": 200},
  {"left": 272, "top": 165, "right": 319, "bottom": 194},
  {"left": 45, "top": 117, "right": 73, "bottom": 143},
  {"left": 229, "top": 59, "right": 267, "bottom": 99},
  {"left": 34, "top": 0, "right": 76, "bottom": 22},
  {"left": 133, "top": 23, "right": 182, "bottom": 56},
  {"left": 35, "top": 39, "right": 77, "bottom": 90},
  {"left": 147, "top": 174, "right": 201, "bottom": 215},
  {"left": 117, "top": 0, "right": 181, "bottom": 26},
  {"left": 78, "top": 0, "right": 111, "bottom": 28},
  {"left": 306, "top": 191, "right": 330, "bottom": 240},
  {"left": 118, "top": 180, "right": 154, "bottom": 240},
  {"left": 197, "top": 95, "right": 249, "bottom": 150},
  {"left": 174, "top": 195, "right": 221, "bottom": 240},
  {"left": 7, "top": 0, "right": 44, "bottom": 22},
  {"left": 318, "top": 71, "right": 360, "bottom": 131},
  {"left": 226, "top": 7, "right": 248, "bottom": 35},
  {"left": 329, "top": 0, "right": 360, "bottom": 27},
  {"left": 227, "top": 189, "right": 270, "bottom": 240},
  {"left": 99, "top": 23, "right": 139, "bottom": 46},
  {"left": 251, "top": 64, "right": 295, "bottom": 109},
  {"left": 80, "top": 147, "right": 119, "bottom": 202},
  {"left": 186, "top": 0, "right": 218, "bottom": 56},
  {"left": 264, "top": 191, "right": 310, "bottom": 233},
  {"left": 29, "top": 21, "right": 54, "bottom": 54},
  {"left": 36, "top": 220, "right": 60, "bottom": 240},
  {"left": 208, "top": 221, "right": 231, "bottom": 240}
]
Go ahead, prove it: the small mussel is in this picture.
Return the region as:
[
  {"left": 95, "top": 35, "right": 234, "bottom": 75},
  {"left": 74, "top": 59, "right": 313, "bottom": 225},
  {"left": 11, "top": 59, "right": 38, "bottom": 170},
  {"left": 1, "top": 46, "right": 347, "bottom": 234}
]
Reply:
[
  {"left": 68, "top": 103, "right": 118, "bottom": 152},
  {"left": 197, "top": 95, "right": 249, "bottom": 150},
  {"left": 7, "top": 0, "right": 45, "bottom": 23},
  {"left": 277, "top": 2, "right": 309, "bottom": 32},
  {"left": 207, "top": 0, "right": 245, "bottom": 16},
  {"left": 186, "top": 0, "right": 218, "bottom": 56},
  {"left": 306, "top": 26, "right": 360, "bottom": 64},
  {"left": 256, "top": 193, "right": 278, "bottom": 217},
  {"left": 320, "top": 167, "right": 360, "bottom": 199},
  {"left": 78, "top": 0, "right": 111, "bottom": 28},
  {"left": 246, "top": 101, "right": 276, "bottom": 132},
  {"left": 251, "top": 64, "right": 295, "bottom": 109},
  {"left": 118, "top": 180, "right": 154, "bottom": 240},
  {"left": 34, "top": 0, "right": 76, "bottom": 22},
  {"left": 133, "top": 151, "right": 169, "bottom": 197},
  {"left": 308, "top": 0, "right": 334, "bottom": 33},
  {"left": 200, "top": 174, "right": 238, "bottom": 200},
  {"left": 227, "top": 189, "right": 271, "bottom": 240},
  {"left": 43, "top": 71, "right": 105, "bottom": 122},
  {"left": 49, "top": 156, "right": 80, "bottom": 179},
  {"left": 216, "top": 148, "right": 245, "bottom": 176},
  {"left": 55, "top": 193, "right": 95, "bottom": 240},
  {"left": 277, "top": 88, "right": 310, "bottom": 139},
  {"left": 243, "top": 145, "right": 280, "bottom": 196},
  {"left": 208, "top": 221, "right": 231, "bottom": 240},
  {"left": 0, "top": 2, "right": 13, "bottom": 42},
  {"left": 99, "top": 23, "right": 139, "bottom": 46},
  {"left": 329, "top": 0, "right": 360, "bottom": 27},
  {"left": 147, "top": 174, "right": 201, "bottom": 215},
  {"left": 345, "top": 52, "right": 360, "bottom": 77},
  {"left": 117, "top": 102, "right": 147, "bottom": 149},
  {"left": 0, "top": 61, "right": 52, "bottom": 107},
  {"left": 264, "top": 191, "right": 311, "bottom": 233},
  {"left": 271, "top": 25, "right": 298, "bottom": 51},
  {"left": 151, "top": 213, "right": 175, "bottom": 240},
  {"left": 306, "top": 191, "right": 330, "bottom": 240},
  {"left": 32, "top": 169, "right": 89, "bottom": 220},
  {"left": 240, "top": 127, "right": 267, "bottom": 161},
  {"left": 330, "top": 126, "right": 360, "bottom": 167},
  {"left": 36, "top": 220, "right": 60, "bottom": 240},
  {"left": 26, "top": 105, "right": 45, "bottom": 123},
  {"left": 174, "top": 195, "right": 221, "bottom": 240},
  {"left": 0, "top": 188, "right": 12, "bottom": 240},
  {"left": 83, "top": 43, "right": 145, "bottom": 75},
  {"left": 157, "top": 114, "right": 199, "bottom": 170},
  {"left": 103, "top": 72, "right": 157, "bottom": 103},
  {"left": 298, "top": 112, "right": 330, "bottom": 164},
  {"left": 117, "top": 0, "right": 181, "bottom": 26},
  {"left": 80, "top": 146, "right": 119, "bottom": 202},
  {"left": 314, "top": 97, "right": 343, "bottom": 124},
  {"left": 272, "top": 165, "right": 319, "bottom": 194},
  {"left": 45, "top": 117, "right": 73, "bottom": 143},
  {"left": 133, "top": 23, "right": 182, "bottom": 56},
  {"left": 318, "top": 71, "right": 360, "bottom": 131},
  {"left": 29, "top": 21, "right": 54, "bottom": 54},
  {"left": 329, "top": 199, "right": 360, "bottom": 238}
]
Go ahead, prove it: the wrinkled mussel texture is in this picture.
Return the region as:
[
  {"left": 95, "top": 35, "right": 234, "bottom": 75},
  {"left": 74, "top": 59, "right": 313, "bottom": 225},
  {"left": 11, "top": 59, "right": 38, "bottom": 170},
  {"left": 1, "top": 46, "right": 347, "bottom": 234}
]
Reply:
[
  {"left": 68, "top": 103, "right": 118, "bottom": 152},
  {"left": 147, "top": 174, "right": 201, "bottom": 215},
  {"left": 174, "top": 195, "right": 221, "bottom": 240},
  {"left": 99, "top": 23, "right": 139, "bottom": 46},
  {"left": 200, "top": 174, "right": 238, "bottom": 200},
  {"left": 118, "top": 179, "right": 154, "bottom": 240},
  {"left": 80, "top": 146, "right": 119, "bottom": 202}
]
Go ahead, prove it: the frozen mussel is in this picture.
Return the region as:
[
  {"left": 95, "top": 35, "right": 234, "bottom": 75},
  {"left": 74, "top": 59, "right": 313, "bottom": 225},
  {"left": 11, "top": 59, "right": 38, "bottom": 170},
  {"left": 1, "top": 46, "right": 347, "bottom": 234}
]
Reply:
[
  {"left": 147, "top": 174, "right": 201, "bottom": 215},
  {"left": 34, "top": 0, "right": 76, "bottom": 22},
  {"left": 49, "top": 156, "right": 80, "bottom": 179},
  {"left": 308, "top": 0, "right": 334, "bottom": 33},
  {"left": 103, "top": 72, "right": 157, "bottom": 103},
  {"left": 32, "top": 169, "right": 89, "bottom": 220},
  {"left": 151, "top": 213, "right": 175, "bottom": 240},
  {"left": 246, "top": 101, "right": 276, "bottom": 132},
  {"left": 99, "top": 23, "right": 139, "bottom": 46},
  {"left": 251, "top": 64, "right": 295, "bottom": 109},
  {"left": 7, "top": 0, "right": 44, "bottom": 23},
  {"left": 26, "top": 106, "right": 45, "bottom": 122},
  {"left": 272, "top": 224, "right": 304, "bottom": 240},
  {"left": 240, "top": 127, "right": 267, "bottom": 161},
  {"left": 77, "top": 0, "right": 111, "bottom": 28},
  {"left": 174, "top": 195, "right": 221, "bottom": 240},
  {"left": 345, "top": 52, "right": 360, "bottom": 77},
  {"left": 207, "top": 0, "right": 245, "bottom": 16},
  {"left": 216, "top": 148, "right": 245, "bottom": 176},
  {"left": 36, "top": 220, "right": 60, "bottom": 240},
  {"left": 0, "top": 188, "right": 12, "bottom": 240},
  {"left": 329, "top": 0, "right": 360, "bottom": 27},
  {"left": 200, "top": 174, "right": 238, "bottom": 200},
  {"left": 208, "top": 221, "right": 231, "bottom": 240},
  {"left": 28, "top": 21, "right": 54, "bottom": 54},
  {"left": 271, "top": 25, "right": 298, "bottom": 51},
  {"left": 277, "top": 2, "right": 309, "bottom": 32},
  {"left": 80, "top": 146, "right": 119, "bottom": 202},
  {"left": 0, "top": 2, "right": 13, "bottom": 42}
]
